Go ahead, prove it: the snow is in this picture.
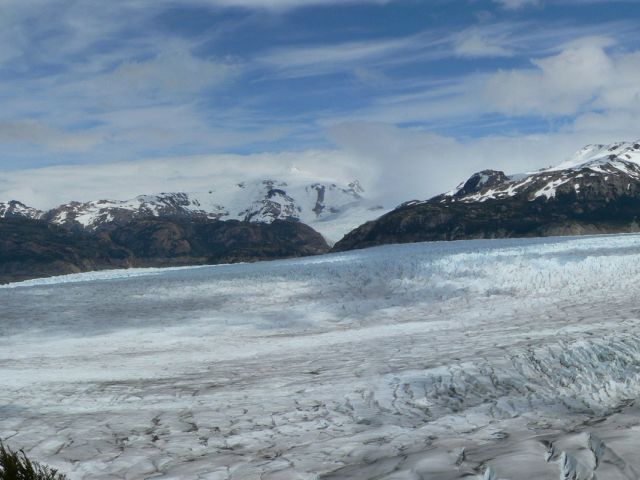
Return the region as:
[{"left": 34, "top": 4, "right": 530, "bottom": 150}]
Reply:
[
  {"left": 47, "top": 178, "right": 384, "bottom": 243},
  {"left": 4, "top": 234, "right": 640, "bottom": 478},
  {"left": 546, "top": 140, "right": 640, "bottom": 172},
  {"left": 439, "top": 139, "right": 640, "bottom": 204},
  {"left": 0, "top": 200, "right": 43, "bottom": 219},
  {"left": 450, "top": 174, "right": 536, "bottom": 202},
  {"left": 532, "top": 177, "right": 571, "bottom": 199}
]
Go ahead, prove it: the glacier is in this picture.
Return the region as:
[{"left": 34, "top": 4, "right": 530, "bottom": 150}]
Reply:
[{"left": 3, "top": 234, "right": 640, "bottom": 479}]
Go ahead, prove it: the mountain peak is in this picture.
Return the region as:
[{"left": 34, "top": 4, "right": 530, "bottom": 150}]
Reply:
[
  {"left": 436, "top": 140, "right": 640, "bottom": 204},
  {"left": 0, "top": 200, "right": 43, "bottom": 220},
  {"left": 549, "top": 140, "right": 640, "bottom": 172},
  {"left": 334, "top": 138, "right": 640, "bottom": 252},
  {"left": 453, "top": 170, "right": 508, "bottom": 198},
  {"left": 20, "top": 177, "right": 385, "bottom": 243}
]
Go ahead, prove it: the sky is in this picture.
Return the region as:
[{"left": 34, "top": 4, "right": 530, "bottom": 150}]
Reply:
[{"left": 1, "top": 0, "right": 640, "bottom": 208}]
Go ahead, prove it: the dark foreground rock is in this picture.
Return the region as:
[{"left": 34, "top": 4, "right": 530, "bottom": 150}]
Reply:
[
  {"left": 109, "top": 217, "right": 330, "bottom": 266},
  {"left": 0, "top": 218, "right": 130, "bottom": 284},
  {"left": 332, "top": 195, "right": 640, "bottom": 252},
  {"left": 0, "top": 217, "right": 329, "bottom": 284}
]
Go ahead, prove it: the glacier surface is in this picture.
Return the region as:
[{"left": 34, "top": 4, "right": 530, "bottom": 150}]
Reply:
[{"left": 3, "top": 234, "right": 640, "bottom": 479}]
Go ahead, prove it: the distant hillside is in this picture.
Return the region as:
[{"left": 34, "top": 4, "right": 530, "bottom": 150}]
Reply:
[
  {"left": 0, "top": 217, "right": 329, "bottom": 284},
  {"left": 334, "top": 140, "right": 640, "bottom": 251}
]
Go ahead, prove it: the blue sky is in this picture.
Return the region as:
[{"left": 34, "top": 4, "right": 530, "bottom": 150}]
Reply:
[{"left": 2, "top": 0, "right": 640, "bottom": 206}]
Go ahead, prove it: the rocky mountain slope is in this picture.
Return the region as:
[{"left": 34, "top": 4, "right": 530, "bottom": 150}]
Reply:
[
  {"left": 108, "top": 217, "right": 329, "bottom": 266},
  {"left": 334, "top": 140, "right": 640, "bottom": 251},
  {"left": 0, "top": 176, "right": 374, "bottom": 283},
  {"left": 0, "top": 217, "right": 329, "bottom": 284},
  {"left": 0, "top": 218, "right": 128, "bottom": 284},
  {"left": 0, "top": 200, "right": 43, "bottom": 219},
  {"left": 1, "top": 178, "right": 382, "bottom": 243}
]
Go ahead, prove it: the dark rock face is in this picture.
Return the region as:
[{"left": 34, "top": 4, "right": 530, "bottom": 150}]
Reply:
[
  {"left": 333, "top": 156, "right": 640, "bottom": 252},
  {"left": 453, "top": 170, "right": 508, "bottom": 198},
  {"left": 0, "top": 217, "right": 329, "bottom": 284},
  {"left": 311, "top": 184, "right": 326, "bottom": 215},
  {"left": 0, "top": 218, "right": 131, "bottom": 284},
  {"left": 109, "top": 217, "right": 330, "bottom": 266}
]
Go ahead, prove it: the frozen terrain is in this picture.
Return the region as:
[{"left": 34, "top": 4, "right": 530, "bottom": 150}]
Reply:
[{"left": 3, "top": 234, "right": 640, "bottom": 479}]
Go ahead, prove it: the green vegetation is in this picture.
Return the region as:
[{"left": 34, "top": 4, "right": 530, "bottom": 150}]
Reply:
[{"left": 0, "top": 442, "right": 67, "bottom": 480}]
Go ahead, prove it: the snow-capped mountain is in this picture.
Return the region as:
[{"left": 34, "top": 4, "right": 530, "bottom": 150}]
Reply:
[
  {"left": 19, "top": 178, "right": 384, "bottom": 243},
  {"left": 436, "top": 140, "right": 640, "bottom": 204},
  {"left": 334, "top": 139, "right": 640, "bottom": 251},
  {"left": 44, "top": 193, "right": 227, "bottom": 231},
  {"left": 0, "top": 177, "right": 379, "bottom": 281},
  {"left": 0, "top": 200, "right": 43, "bottom": 219},
  {"left": 1, "top": 177, "right": 377, "bottom": 282}
]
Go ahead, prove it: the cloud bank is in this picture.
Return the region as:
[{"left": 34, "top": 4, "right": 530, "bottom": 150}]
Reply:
[{"left": 1, "top": 0, "right": 640, "bottom": 210}]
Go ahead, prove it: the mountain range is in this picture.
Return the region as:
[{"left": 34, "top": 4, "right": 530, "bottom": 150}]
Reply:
[
  {"left": 6, "top": 139, "right": 640, "bottom": 283},
  {"left": 334, "top": 140, "right": 640, "bottom": 250},
  {"left": 0, "top": 178, "right": 383, "bottom": 243},
  {"left": 0, "top": 177, "right": 380, "bottom": 283}
]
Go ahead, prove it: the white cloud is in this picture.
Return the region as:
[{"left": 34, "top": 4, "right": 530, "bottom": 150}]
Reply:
[
  {"left": 198, "top": 0, "right": 392, "bottom": 10},
  {"left": 328, "top": 121, "right": 640, "bottom": 206},
  {"left": 62, "top": 47, "right": 241, "bottom": 112},
  {"left": 323, "top": 33, "right": 640, "bottom": 128},
  {"left": 568, "top": 109, "right": 640, "bottom": 136},
  {"left": 454, "top": 32, "right": 513, "bottom": 58},
  {"left": 493, "top": 0, "right": 540, "bottom": 10},
  {"left": 475, "top": 35, "right": 640, "bottom": 120},
  {"left": 594, "top": 51, "right": 640, "bottom": 110},
  {"left": 0, "top": 0, "right": 639, "bottom": 212},
  {"left": 260, "top": 35, "right": 432, "bottom": 78},
  {"left": 104, "top": 50, "right": 237, "bottom": 98},
  {"left": 0, "top": 150, "right": 370, "bottom": 209},
  {"left": 0, "top": 121, "right": 103, "bottom": 152},
  {"left": 3, "top": 120, "right": 640, "bottom": 213}
]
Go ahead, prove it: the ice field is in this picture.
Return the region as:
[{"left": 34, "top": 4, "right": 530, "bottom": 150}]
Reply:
[{"left": 4, "top": 234, "right": 640, "bottom": 479}]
